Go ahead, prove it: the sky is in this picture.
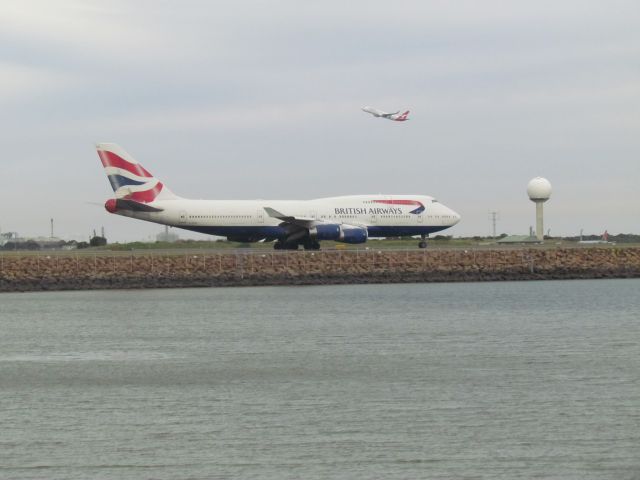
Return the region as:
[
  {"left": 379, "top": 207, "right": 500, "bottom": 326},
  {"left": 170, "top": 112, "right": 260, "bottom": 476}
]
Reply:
[{"left": 1, "top": 0, "right": 638, "bottom": 241}]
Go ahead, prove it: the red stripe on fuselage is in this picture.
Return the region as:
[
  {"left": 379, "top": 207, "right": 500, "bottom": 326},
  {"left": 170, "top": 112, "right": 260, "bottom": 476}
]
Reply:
[
  {"left": 98, "top": 150, "right": 153, "bottom": 178},
  {"left": 373, "top": 199, "right": 422, "bottom": 206},
  {"left": 123, "top": 182, "right": 163, "bottom": 203}
]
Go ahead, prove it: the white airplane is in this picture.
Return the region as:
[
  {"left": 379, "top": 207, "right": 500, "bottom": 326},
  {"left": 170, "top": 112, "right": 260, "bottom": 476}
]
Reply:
[
  {"left": 97, "top": 143, "right": 460, "bottom": 250},
  {"left": 361, "top": 106, "right": 410, "bottom": 122}
]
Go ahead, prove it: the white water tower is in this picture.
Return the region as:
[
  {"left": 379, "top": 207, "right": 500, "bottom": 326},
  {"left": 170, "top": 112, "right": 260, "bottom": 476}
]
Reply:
[{"left": 527, "top": 177, "right": 552, "bottom": 241}]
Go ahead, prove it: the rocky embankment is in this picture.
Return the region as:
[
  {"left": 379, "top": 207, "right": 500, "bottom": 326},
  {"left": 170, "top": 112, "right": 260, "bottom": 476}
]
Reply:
[{"left": 1, "top": 247, "right": 639, "bottom": 292}]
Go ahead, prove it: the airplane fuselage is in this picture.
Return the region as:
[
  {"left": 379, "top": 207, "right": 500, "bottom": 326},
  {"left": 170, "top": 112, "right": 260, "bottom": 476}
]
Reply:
[
  {"left": 97, "top": 143, "right": 458, "bottom": 249},
  {"left": 111, "top": 194, "right": 460, "bottom": 243}
]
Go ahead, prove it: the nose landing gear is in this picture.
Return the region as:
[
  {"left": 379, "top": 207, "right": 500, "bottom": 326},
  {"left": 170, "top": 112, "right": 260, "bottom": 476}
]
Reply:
[{"left": 418, "top": 234, "right": 428, "bottom": 249}]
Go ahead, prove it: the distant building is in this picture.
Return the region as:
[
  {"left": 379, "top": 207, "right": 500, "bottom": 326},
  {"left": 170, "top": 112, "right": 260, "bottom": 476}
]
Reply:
[
  {"left": 578, "top": 230, "right": 614, "bottom": 245},
  {"left": 0, "top": 232, "right": 74, "bottom": 251},
  {"left": 496, "top": 235, "right": 542, "bottom": 245},
  {"left": 0, "top": 231, "right": 18, "bottom": 247},
  {"left": 34, "top": 237, "right": 69, "bottom": 249}
]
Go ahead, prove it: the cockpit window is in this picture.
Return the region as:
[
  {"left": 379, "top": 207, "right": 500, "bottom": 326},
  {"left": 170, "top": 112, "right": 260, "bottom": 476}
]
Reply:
[{"left": 431, "top": 199, "right": 438, "bottom": 203}]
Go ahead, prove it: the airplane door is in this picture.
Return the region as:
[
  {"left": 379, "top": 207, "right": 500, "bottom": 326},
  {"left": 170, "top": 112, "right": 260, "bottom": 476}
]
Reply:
[
  {"left": 179, "top": 210, "right": 188, "bottom": 224},
  {"left": 257, "top": 208, "right": 264, "bottom": 223},
  {"left": 417, "top": 213, "right": 423, "bottom": 223},
  {"left": 371, "top": 214, "right": 377, "bottom": 224}
]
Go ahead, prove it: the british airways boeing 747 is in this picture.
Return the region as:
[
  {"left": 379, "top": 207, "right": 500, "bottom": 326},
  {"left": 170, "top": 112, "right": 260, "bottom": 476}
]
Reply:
[{"left": 97, "top": 143, "right": 459, "bottom": 250}]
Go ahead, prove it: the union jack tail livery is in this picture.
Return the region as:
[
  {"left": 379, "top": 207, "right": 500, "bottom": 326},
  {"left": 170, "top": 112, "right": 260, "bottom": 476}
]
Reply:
[{"left": 97, "top": 143, "right": 179, "bottom": 204}]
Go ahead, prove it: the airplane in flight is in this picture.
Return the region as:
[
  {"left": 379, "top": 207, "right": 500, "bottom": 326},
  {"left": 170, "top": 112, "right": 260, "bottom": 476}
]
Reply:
[
  {"left": 361, "top": 106, "right": 410, "bottom": 122},
  {"left": 97, "top": 143, "right": 460, "bottom": 250}
]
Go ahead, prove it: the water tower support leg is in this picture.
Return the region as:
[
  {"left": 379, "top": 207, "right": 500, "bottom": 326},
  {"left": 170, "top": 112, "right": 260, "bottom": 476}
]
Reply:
[{"left": 536, "top": 202, "right": 544, "bottom": 242}]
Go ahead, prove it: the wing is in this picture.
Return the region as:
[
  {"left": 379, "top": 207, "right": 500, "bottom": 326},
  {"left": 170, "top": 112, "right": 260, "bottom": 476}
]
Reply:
[
  {"left": 263, "top": 207, "right": 316, "bottom": 229},
  {"left": 263, "top": 207, "right": 318, "bottom": 242},
  {"left": 381, "top": 110, "right": 400, "bottom": 118},
  {"left": 264, "top": 207, "right": 368, "bottom": 244}
]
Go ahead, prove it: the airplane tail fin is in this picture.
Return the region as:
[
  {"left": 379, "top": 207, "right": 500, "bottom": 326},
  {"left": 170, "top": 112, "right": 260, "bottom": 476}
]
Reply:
[
  {"left": 396, "top": 110, "right": 410, "bottom": 121},
  {"left": 96, "top": 143, "right": 180, "bottom": 203}
]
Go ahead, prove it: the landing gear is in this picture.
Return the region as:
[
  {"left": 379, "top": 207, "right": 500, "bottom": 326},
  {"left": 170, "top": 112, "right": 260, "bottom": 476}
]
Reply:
[
  {"left": 418, "top": 234, "right": 428, "bottom": 249},
  {"left": 274, "top": 238, "right": 321, "bottom": 251},
  {"left": 274, "top": 241, "right": 299, "bottom": 250},
  {"left": 303, "top": 239, "right": 321, "bottom": 251}
]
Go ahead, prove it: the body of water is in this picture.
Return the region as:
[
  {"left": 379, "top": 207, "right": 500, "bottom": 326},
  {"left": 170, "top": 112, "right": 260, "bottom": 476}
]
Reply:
[{"left": 1, "top": 279, "right": 639, "bottom": 479}]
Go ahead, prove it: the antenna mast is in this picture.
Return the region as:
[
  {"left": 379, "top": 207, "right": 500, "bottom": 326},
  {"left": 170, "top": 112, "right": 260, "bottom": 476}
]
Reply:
[{"left": 488, "top": 211, "right": 499, "bottom": 238}]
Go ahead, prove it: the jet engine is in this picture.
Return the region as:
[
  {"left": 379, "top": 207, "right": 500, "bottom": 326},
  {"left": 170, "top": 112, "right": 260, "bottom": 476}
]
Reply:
[{"left": 309, "top": 224, "right": 368, "bottom": 244}]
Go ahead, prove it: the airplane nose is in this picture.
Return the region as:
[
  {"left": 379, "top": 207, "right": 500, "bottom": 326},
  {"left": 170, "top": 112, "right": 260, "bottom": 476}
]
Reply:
[{"left": 450, "top": 209, "right": 461, "bottom": 225}]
